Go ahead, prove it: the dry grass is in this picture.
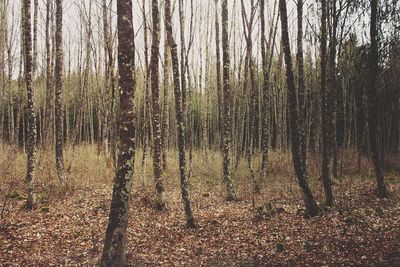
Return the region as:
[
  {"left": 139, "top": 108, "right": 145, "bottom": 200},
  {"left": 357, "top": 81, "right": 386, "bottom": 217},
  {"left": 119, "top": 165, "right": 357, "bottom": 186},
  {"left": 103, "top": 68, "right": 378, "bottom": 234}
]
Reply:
[{"left": 1, "top": 144, "right": 397, "bottom": 212}]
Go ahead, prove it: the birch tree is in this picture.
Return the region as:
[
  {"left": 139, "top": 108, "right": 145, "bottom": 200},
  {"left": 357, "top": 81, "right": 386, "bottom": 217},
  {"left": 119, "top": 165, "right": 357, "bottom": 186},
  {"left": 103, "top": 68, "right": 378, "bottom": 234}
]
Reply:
[
  {"left": 101, "top": 0, "right": 137, "bottom": 264},
  {"left": 55, "top": 0, "right": 64, "bottom": 183},
  {"left": 165, "top": 0, "right": 196, "bottom": 228},
  {"left": 150, "top": 0, "right": 165, "bottom": 209},
  {"left": 221, "top": 0, "right": 236, "bottom": 201},
  {"left": 23, "top": 0, "right": 37, "bottom": 209}
]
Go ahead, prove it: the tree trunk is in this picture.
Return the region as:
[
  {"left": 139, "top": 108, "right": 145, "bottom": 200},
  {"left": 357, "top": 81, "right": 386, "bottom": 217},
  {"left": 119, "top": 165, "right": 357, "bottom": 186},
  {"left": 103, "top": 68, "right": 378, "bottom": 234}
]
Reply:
[
  {"left": 150, "top": 0, "right": 165, "bottom": 209},
  {"left": 221, "top": 0, "right": 237, "bottom": 201},
  {"left": 16, "top": 0, "right": 25, "bottom": 150},
  {"left": 320, "top": 0, "right": 334, "bottom": 207},
  {"left": 140, "top": 0, "right": 151, "bottom": 187},
  {"left": 161, "top": 28, "right": 170, "bottom": 171},
  {"left": 214, "top": 0, "right": 223, "bottom": 149},
  {"left": 100, "top": 0, "right": 137, "bottom": 265},
  {"left": 260, "top": 0, "right": 274, "bottom": 182},
  {"left": 43, "top": 0, "right": 53, "bottom": 150},
  {"left": 165, "top": 0, "right": 196, "bottom": 228},
  {"left": 54, "top": 0, "right": 64, "bottom": 183},
  {"left": 297, "top": 0, "right": 307, "bottom": 173},
  {"left": 23, "top": 0, "right": 37, "bottom": 209},
  {"left": 369, "top": 0, "right": 389, "bottom": 198},
  {"left": 279, "top": 0, "right": 320, "bottom": 217}
]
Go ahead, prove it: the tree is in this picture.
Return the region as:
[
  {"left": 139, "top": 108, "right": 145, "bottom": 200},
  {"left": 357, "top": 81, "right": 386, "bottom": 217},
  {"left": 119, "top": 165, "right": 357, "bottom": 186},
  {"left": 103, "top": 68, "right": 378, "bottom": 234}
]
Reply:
[
  {"left": 140, "top": 0, "right": 151, "bottom": 187},
  {"left": 150, "top": 0, "right": 165, "bottom": 209},
  {"left": 161, "top": 27, "right": 171, "bottom": 171},
  {"left": 16, "top": 0, "right": 25, "bottom": 150},
  {"left": 321, "top": 0, "right": 334, "bottom": 206},
  {"left": 101, "top": 0, "right": 136, "bottom": 264},
  {"left": 260, "top": 0, "right": 270, "bottom": 182},
  {"left": 43, "top": 0, "right": 53, "bottom": 150},
  {"left": 23, "top": 0, "right": 37, "bottom": 209},
  {"left": 214, "top": 0, "right": 223, "bottom": 148},
  {"left": 221, "top": 0, "right": 237, "bottom": 201},
  {"left": 55, "top": 0, "right": 64, "bottom": 183},
  {"left": 165, "top": 0, "right": 196, "bottom": 228},
  {"left": 297, "top": 0, "right": 307, "bottom": 171},
  {"left": 279, "top": 0, "right": 320, "bottom": 217},
  {"left": 369, "top": 0, "right": 389, "bottom": 198}
]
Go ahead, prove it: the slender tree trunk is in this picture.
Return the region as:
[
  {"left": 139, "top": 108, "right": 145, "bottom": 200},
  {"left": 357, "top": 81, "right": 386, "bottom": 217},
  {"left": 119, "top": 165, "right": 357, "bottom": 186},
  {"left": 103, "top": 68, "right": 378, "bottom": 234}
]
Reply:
[
  {"left": 221, "top": 0, "right": 237, "bottom": 201},
  {"left": 43, "top": 0, "right": 53, "bottom": 150},
  {"left": 328, "top": 1, "right": 339, "bottom": 179},
  {"left": 161, "top": 29, "right": 170, "bottom": 171},
  {"left": 165, "top": 0, "right": 196, "bottom": 228},
  {"left": 140, "top": 0, "right": 150, "bottom": 187},
  {"left": 279, "top": 0, "right": 320, "bottom": 217},
  {"left": 214, "top": 0, "right": 223, "bottom": 149},
  {"left": 1, "top": 1, "right": 7, "bottom": 144},
  {"left": 320, "top": 0, "right": 334, "bottom": 207},
  {"left": 369, "top": 0, "right": 389, "bottom": 198},
  {"left": 32, "top": 0, "right": 38, "bottom": 75},
  {"left": 6, "top": 17, "right": 15, "bottom": 144},
  {"left": 178, "top": 0, "right": 187, "bottom": 126},
  {"left": 260, "top": 0, "right": 273, "bottom": 182},
  {"left": 150, "top": 0, "right": 165, "bottom": 209},
  {"left": 101, "top": 0, "right": 136, "bottom": 265},
  {"left": 23, "top": 0, "right": 37, "bottom": 209},
  {"left": 16, "top": 0, "right": 25, "bottom": 150},
  {"left": 297, "top": 0, "right": 307, "bottom": 172},
  {"left": 54, "top": 0, "right": 64, "bottom": 183}
]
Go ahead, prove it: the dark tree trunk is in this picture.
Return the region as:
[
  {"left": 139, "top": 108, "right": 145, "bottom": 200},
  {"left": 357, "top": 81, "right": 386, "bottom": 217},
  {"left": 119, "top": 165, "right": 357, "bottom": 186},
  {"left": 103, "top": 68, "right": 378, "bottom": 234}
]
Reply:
[
  {"left": 55, "top": 0, "right": 64, "bottom": 183},
  {"left": 101, "top": 0, "right": 137, "bottom": 265},
  {"left": 321, "top": 0, "right": 334, "bottom": 207},
  {"left": 297, "top": 0, "right": 307, "bottom": 172},
  {"left": 221, "top": 0, "right": 236, "bottom": 201},
  {"left": 369, "top": 0, "right": 389, "bottom": 198},
  {"left": 279, "top": 0, "right": 320, "bottom": 217}
]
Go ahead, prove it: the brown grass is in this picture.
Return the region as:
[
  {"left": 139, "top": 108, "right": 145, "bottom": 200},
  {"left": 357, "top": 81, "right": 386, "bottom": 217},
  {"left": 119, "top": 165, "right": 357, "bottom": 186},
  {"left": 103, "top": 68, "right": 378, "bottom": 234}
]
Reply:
[{"left": 0, "top": 144, "right": 397, "bottom": 213}]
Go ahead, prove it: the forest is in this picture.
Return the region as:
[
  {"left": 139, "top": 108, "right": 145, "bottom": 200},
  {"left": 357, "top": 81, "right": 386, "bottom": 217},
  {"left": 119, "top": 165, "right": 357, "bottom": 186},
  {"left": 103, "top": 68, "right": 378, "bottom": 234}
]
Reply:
[{"left": 0, "top": 0, "right": 399, "bottom": 265}]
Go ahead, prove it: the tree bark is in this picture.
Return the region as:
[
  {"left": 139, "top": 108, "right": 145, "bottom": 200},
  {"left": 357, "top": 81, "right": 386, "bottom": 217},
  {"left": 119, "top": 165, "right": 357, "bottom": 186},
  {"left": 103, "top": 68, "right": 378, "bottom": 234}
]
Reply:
[
  {"left": 101, "top": 0, "right": 137, "bottom": 265},
  {"left": 54, "top": 0, "right": 64, "bottom": 183},
  {"left": 161, "top": 28, "right": 171, "bottom": 171},
  {"left": 214, "top": 0, "right": 223, "bottom": 149},
  {"left": 221, "top": 0, "right": 237, "bottom": 201},
  {"left": 23, "top": 0, "right": 37, "bottom": 209},
  {"left": 369, "top": 0, "right": 389, "bottom": 198},
  {"left": 279, "top": 0, "right": 320, "bottom": 217},
  {"left": 321, "top": 0, "right": 334, "bottom": 207},
  {"left": 43, "top": 0, "right": 53, "bottom": 150},
  {"left": 297, "top": 0, "right": 307, "bottom": 173},
  {"left": 150, "top": 0, "right": 165, "bottom": 209},
  {"left": 140, "top": 0, "right": 151, "bottom": 187},
  {"left": 165, "top": 0, "right": 196, "bottom": 228}
]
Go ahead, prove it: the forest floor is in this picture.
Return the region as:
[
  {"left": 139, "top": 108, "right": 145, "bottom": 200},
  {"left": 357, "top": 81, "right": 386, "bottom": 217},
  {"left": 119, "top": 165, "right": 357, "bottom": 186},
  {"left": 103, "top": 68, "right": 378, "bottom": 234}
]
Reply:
[{"left": 0, "top": 146, "right": 399, "bottom": 266}]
